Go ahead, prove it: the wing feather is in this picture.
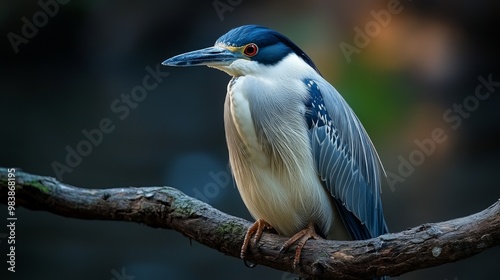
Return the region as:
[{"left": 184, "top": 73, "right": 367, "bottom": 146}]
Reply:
[{"left": 304, "top": 78, "right": 388, "bottom": 239}]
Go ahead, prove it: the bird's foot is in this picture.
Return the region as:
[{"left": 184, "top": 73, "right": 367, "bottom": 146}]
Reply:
[
  {"left": 279, "top": 222, "right": 322, "bottom": 268},
  {"left": 241, "top": 219, "right": 272, "bottom": 260}
]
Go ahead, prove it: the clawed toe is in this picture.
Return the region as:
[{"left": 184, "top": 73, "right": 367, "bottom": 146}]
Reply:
[
  {"left": 279, "top": 222, "right": 322, "bottom": 268},
  {"left": 240, "top": 219, "right": 272, "bottom": 260}
]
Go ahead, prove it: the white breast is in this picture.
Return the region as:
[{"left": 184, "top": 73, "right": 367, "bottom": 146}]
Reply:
[{"left": 224, "top": 54, "right": 338, "bottom": 237}]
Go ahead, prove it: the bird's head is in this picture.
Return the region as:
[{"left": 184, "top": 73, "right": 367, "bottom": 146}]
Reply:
[{"left": 162, "top": 25, "right": 320, "bottom": 77}]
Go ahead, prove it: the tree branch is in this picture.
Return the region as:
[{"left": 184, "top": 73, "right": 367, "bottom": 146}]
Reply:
[{"left": 1, "top": 168, "right": 499, "bottom": 279}]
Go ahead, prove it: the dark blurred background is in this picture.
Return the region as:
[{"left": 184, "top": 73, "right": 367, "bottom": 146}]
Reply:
[{"left": 1, "top": 0, "right": 499, "bottom": 279}]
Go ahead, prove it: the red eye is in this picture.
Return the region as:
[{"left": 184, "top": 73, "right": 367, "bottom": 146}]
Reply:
[{"left": 243, "top": 43, "right": 258, "bottom": 57}]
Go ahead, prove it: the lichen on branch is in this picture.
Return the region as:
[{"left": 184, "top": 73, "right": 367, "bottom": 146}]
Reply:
[{"left": 0, "top": 168, "right": 499, "bottom": 280}]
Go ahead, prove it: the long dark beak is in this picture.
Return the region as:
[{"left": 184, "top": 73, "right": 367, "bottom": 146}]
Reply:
[{"left": 162, "top": 46, "right": 238, "bottom": 67}]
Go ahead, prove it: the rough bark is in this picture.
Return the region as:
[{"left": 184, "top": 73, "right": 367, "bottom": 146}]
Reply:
[{"left": 0, "top": 167, "right": 499, "bottom": 279}]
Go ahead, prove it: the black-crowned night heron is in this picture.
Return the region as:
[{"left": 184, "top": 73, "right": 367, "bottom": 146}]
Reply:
[{"left": 162, "top": 25, "right": 388, "bottom": 273}]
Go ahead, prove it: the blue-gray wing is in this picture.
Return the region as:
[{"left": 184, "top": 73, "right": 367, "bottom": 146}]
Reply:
[{"left": 304, "top": 79, "right": 388, "bottom": 239}]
